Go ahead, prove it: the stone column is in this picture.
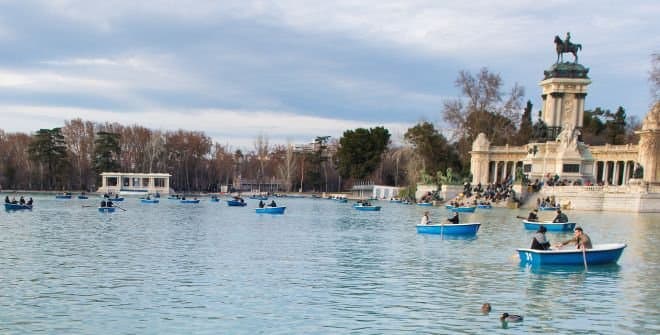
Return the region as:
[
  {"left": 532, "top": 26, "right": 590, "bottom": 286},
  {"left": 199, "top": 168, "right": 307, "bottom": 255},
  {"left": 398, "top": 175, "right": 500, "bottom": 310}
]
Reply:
[
  {"left": 612, "top": 162, "right": 619, "bottom": 185},
  {"left": 575, "top": 93, "right": 587, "bottom": 128},
  {"left": 603, "top": 161, "right": 609, "bottom": 184}
]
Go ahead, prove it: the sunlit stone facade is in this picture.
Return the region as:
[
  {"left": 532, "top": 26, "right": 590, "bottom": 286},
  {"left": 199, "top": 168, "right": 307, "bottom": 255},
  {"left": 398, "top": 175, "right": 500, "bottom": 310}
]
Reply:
[{"left": 469, "top": 54, "right": 660, "bottom": 212}]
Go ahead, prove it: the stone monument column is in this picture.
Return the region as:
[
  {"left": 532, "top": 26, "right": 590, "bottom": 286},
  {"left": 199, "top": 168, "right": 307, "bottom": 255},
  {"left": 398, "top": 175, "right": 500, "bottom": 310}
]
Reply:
[
  {"left": 470, "top": 133, "right": 491, "bottom": 185},
  {"left": 636, "top": 103, "right": 660, "bottom": 183},
  {"left": 540, "top": 63, "right": 591, "bottom": 139}
]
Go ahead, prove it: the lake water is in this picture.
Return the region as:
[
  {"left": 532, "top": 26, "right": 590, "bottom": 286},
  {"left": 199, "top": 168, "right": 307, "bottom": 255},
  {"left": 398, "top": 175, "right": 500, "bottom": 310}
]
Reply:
[{"left": 1, "top": 195, "right": 659, "bottom": 334}]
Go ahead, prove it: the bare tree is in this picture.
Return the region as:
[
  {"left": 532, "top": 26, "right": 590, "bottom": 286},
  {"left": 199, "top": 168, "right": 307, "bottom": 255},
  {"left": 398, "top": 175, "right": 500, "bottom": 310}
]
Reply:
[
  {"left": 275, "top": 141, "right": 297, "bottom": 192},
  {"left": 253, "top": 133, "right": 270, "bottom": 192},
  {"left": 442, "top": 68, "right": 525, "bottom": 168},
  {"left": 651, "top": 53, "right": 660, "bottom": 102}
]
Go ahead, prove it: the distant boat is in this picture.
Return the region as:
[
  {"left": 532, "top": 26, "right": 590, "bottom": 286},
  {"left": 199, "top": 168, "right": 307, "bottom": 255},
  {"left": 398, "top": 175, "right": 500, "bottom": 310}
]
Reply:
[
  {"left": 477, "top": 204, "right": 492, "bottom": 209},
  {"left": 517, "top": 243, "right": 626, "bottom": 266},
  {"left": 227, "top": 200, "right": 247, "bottom": 207},
  {"left": 539, "top": 206, "right": 559, "bottom": 211},
  {"left": 4, "top": 203, "right": 33, "bottom": 210},
  {"left": 416, "top": 202, "right": 433, "bottom": 207},
  {"left": 450, "top": 206, "right": 476, "bottom": 213},
  {"left": 354, "top": 205, "right": 381, "bottom": 211},
  {"left": 98, "top": 207, "right": 116, "bottom": 213},
  {"left": 389, "top": 199, "right": 402, "bottom": 203},
  {"left": 255, "top": 206, "right": 286, "bottom": 214},
  {"left": 180, "top": 199, "right": 200, "bottom": 204},
  {"left": 249, "top": 195, "right": 269, "bottom": 200},
  {"left": 141, "top": 199, "right": 159, "bottom": 204},
  {"left": 55, "top": 194, "right": 72, "bottom": 199},
  {"left": 522, "top": 220, "right": 576, "bottom": 231},
  {"left": 78, "top": 195, "right": 89, "bottom": 200},
  {"left": 416, "top": 223, "right": 481, "bottom": 235},
  {"left": 111, "top": 197, "right": 125, "bottom": 202},
  {"left": 210, "top": 197, "right": 220, "bottom": 202}
]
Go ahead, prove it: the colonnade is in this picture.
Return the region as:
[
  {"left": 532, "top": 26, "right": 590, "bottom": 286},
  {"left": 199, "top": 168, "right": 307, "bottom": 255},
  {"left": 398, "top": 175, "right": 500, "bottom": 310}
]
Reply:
[
  {"left": 593, "top": 160, "right": 636, "bottom": 185},
  {"left": 486, "top": 161, "right": 524, "bottom": 184}
]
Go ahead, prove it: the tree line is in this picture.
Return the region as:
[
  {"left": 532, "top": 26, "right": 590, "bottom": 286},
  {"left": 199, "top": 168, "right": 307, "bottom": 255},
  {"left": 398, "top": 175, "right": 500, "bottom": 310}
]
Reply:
[{"left": 0, "top": 68, "right": 642, "bottom": 193}]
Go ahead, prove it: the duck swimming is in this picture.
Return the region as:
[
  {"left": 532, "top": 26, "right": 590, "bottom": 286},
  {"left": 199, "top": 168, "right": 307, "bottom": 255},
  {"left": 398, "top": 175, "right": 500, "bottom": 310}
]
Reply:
[
  {"left": 481, "top": 303, "right": 491, "bottom": 314},
  {"left": 500, "top": 313, "right": 523, "bottom": 322}
]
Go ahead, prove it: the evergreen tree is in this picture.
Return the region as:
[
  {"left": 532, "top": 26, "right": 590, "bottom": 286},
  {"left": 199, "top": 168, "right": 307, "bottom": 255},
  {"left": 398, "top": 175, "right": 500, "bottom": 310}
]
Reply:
[
  {"left": 403, "top": 121, "right": 459, "bottom": 176},
  {"left": 93, "top": 131, "right": 121, "bottom": 174},
  {"left": 336, "top": 127, "right": 390, "bottom": 180},
  {"left": 516, "top": 100, "right": 534, "bottom": 144},
  {"left": 27, "top": 127, "right": 69, "bottom": 189}
]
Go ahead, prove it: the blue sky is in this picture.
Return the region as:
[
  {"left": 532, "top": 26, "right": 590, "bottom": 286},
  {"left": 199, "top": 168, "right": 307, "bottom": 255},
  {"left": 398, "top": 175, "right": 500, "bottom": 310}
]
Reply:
[{"left": 0, "top": 0, "right": 658, "bottom": 148}]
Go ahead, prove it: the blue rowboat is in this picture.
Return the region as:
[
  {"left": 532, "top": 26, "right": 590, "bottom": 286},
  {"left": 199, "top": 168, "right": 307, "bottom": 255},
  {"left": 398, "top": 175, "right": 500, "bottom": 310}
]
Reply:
[
  {"left": 78, "top": 195, "right": 89, "bottom": 200},
  {"left": 335, "top": 198, "right": 348, "bottom": 203},
  {"left": 210, "top": 197, "right": 220, "bottom": 202},
  {"left": 390, "top": 199, "right": 402, "bottom": 203},
  {"left": 477, "top": 204, "right": 492, "bottom": 209},
  {"left": 539, "top": 206, "right": 559, "bottom": 211},
  {"left": 256, "top": 206, "right": 286, "bottom": 214},
  {"left": 141, "top": 199, "right": 159, "bottom": 204},
  {"left": 417, "top": 202, "right": 433, "bottom": 207},
  {"left": 416, "top": 222, "right": 481, "bottom": 235},
  {"left": 517, "top": 243, "right": 626, "bottom": 266},
  {"left": 180, "top": 199, "right": 200, "bottom": 204},
  {"left": 354, "top": 205, "right": 381, "bottom": 211},
  {"left": 249, "top": 195, "right": 269, "bottom": 200},
  {"left": 98, "top": 206, "right": 116, "bottom": 213},
  {"left": 4, "top": 203, "right": 33, "bottom": 210},
  {"left": 445, "top": 204, "right": 455, "bottom": 209},
  {"left": 227, "top": 200, "right": 247, "bottom": 207},
  {"left": 55, "top": 194, "right": 72, "bottom": 199},
  {"left": 450, "top": 206, "right": 476, "bottom": 213},
  {"left": 522, "top": 220, "right": 576, "bottom": 231},
  {"left": 111, "top": 197, "right": 125, "bottom": 202}
]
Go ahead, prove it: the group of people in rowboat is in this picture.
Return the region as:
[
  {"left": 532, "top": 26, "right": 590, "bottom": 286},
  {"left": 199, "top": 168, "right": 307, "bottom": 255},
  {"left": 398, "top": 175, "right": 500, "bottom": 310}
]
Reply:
[
  {"left": 5, "top": 195, "right": 33, "bottom": 206},
  {"left": 258, "top": 200, "right": 277, "bottom": 208},
  {"left": 420, "top": 211, "right": 460, "bottom": 225},
  {"left": 100, "top": 199, "right": 114, "bottom": 208},
  {"left": 525, "top": 208, "right": 568, "bottom": 223},
  {"left": 530, "top": 225, "right": 592, "bottom": 251}
]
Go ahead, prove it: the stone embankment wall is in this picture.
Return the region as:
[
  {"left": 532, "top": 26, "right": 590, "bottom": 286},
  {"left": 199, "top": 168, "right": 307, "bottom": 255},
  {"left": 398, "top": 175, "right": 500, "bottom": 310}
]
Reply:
[{"left": 533, "top": 182, "right": 660, "bottom": 212}]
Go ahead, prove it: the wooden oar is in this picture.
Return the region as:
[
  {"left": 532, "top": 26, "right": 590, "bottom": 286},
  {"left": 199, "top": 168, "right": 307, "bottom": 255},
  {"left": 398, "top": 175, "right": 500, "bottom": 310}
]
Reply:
[
  {"left": 114, "top": 205, "right": 127, "bottom": 211},
  {"left": 81, "top": 205, "right": 94, "bottom": 208},
  {"left": 580, "top": 238, "right": 588, "bottom": 271}
]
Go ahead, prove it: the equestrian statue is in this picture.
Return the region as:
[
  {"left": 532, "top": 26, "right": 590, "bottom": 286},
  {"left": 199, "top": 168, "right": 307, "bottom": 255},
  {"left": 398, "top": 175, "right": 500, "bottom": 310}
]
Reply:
[{"left": 554, "top": 32, "right": 582, "bottom": 64}]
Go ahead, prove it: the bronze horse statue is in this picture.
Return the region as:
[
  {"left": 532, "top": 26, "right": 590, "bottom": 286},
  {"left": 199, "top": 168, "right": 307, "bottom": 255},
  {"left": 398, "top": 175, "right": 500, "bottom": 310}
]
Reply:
[{"left": 554, "top": 35, "right": 582, "bottom": 63}]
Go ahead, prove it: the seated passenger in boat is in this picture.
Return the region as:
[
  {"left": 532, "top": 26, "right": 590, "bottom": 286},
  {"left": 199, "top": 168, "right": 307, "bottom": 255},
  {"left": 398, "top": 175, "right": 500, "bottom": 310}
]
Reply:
[
  {"left": 552, "top": 209, "right": 568, "bottom": 223},
  {"left": 4, "top": 196, "right": 10, "bottom": 204},
  {"left": 27, "top": 197, "right": 33, "bottom": 206},
  {"left": 530, "top": 226, "right": 550, "bottom": 250},
  {"left": 269, "top": 200, "right": 277, "bottom": 207},
  {"left": 447, "top": 212, "right": 459, "bottom": 224}
]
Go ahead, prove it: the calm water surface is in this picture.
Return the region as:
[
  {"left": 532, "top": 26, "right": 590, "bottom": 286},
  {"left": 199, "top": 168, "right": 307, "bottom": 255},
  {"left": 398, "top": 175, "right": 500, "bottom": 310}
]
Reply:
[{"left": 1, "top": 195, "right": 658, "bottom": 334}]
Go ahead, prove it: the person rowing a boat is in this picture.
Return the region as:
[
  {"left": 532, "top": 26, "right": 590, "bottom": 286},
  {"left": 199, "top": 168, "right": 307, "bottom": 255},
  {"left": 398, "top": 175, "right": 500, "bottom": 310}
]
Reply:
[
  {"left": 552, "top": 209, "right": 568, "bottom": 223},
  {"left": 447, "top": 212, "right": 459, "bottom": 224},
  {"left": 527, "top": 208, "right": 539, "bottom": 222},
  {"left": 555, "top": 227, "right": 592, "bottom": 250},
  {"left": 530, "top": 225, "right": 551, "bottom": 250},
  {"left": 421, "top": 211, "right": 431, "bottom": 225},
  {"left": 258, "top": 200, "right": 265, "bottom": 208},
  {"left": 4, "top": 196, "right": 10, "bottom": 204},
  {"left": 269, "top": 200, "right": 277, "bottom": 207}
]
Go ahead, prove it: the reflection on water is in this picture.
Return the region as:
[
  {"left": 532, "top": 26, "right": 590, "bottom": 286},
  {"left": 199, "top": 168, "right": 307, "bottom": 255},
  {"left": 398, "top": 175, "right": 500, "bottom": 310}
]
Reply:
[{"left": 0, "top": 195, "right": 658, "bottom": 334}]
